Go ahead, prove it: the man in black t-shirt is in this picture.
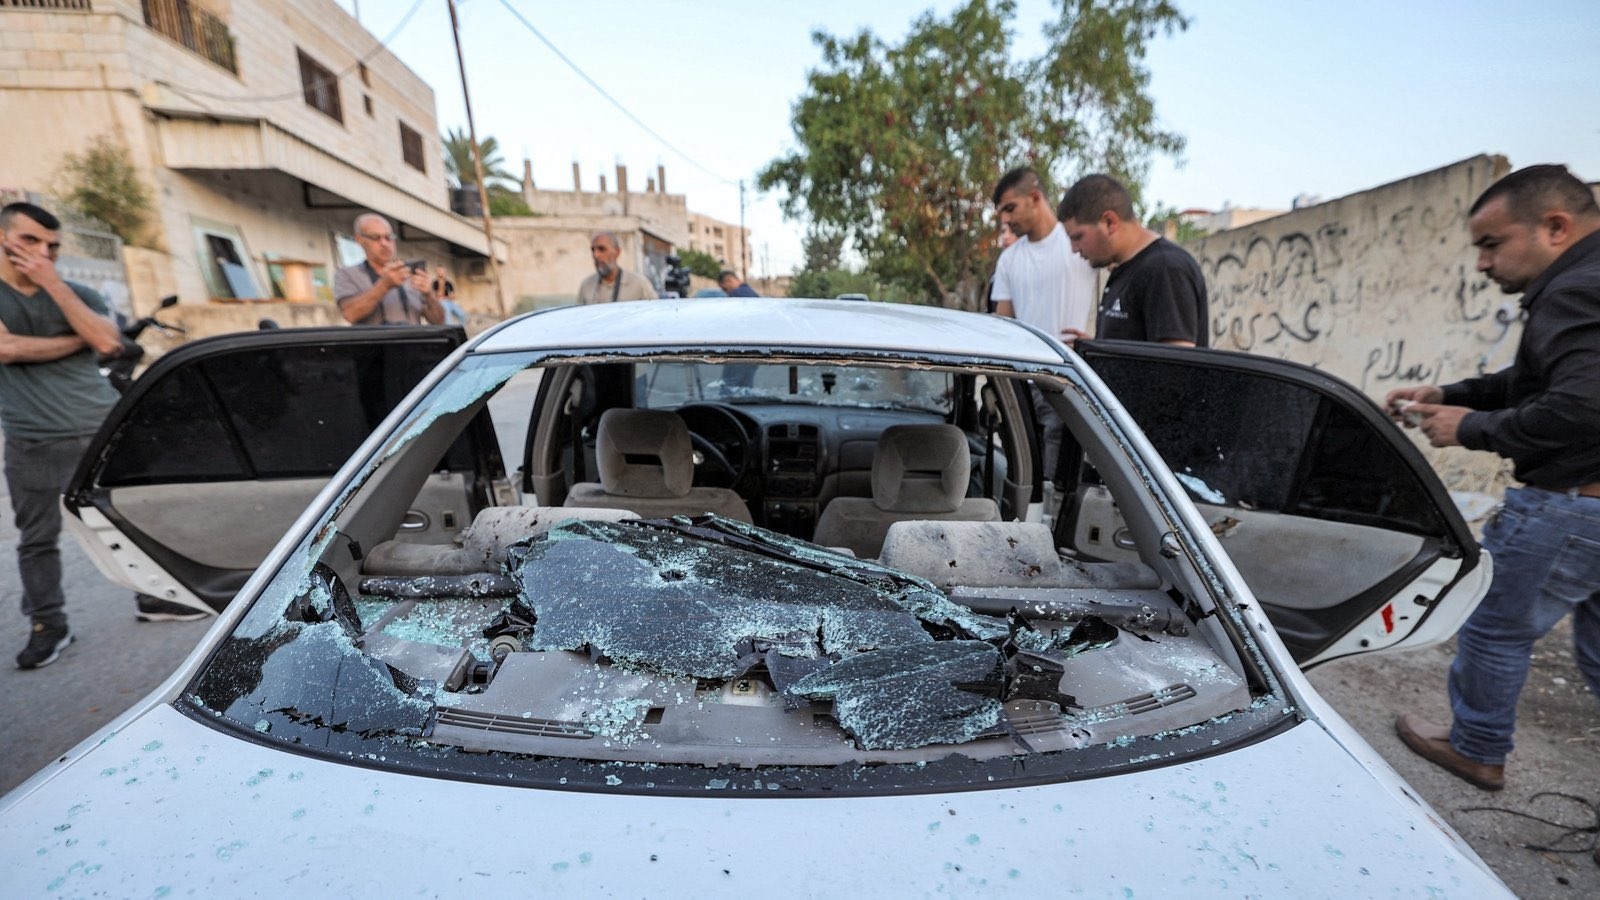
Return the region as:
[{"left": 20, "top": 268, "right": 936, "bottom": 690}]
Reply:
[{"left": 1057, "top": 174, "right": 1209, "bottom": 347}]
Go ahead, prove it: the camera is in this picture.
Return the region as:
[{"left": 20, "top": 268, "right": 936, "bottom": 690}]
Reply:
[
  {"left": 406, "top": 258, "right": 427, "bottom": 272},
  {"left": 662, "top": 254, "right": 692, "bottom": 299}
]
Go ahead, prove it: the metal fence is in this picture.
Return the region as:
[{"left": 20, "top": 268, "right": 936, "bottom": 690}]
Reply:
[
  {"left": 0, "top": 1, "right": 94, "bottom": 10},
  {"left": 140, "top": 0, "right": 236, "bottom": 74}
]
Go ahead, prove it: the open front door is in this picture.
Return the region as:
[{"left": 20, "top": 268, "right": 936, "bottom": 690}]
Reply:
[
  {"left": 1070, "top": 341, "right": 1489, "bottom": 668},
  {"left": 64, "top": 326, "right": 472, "bottom": 614}
]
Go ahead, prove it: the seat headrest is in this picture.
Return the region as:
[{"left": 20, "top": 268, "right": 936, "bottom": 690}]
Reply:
[
  {"left": 872, "top": 424, "right": 970, "bottom": 513},
  {"left": 595, "top": 408, "right": 694, "bottom": 498}
]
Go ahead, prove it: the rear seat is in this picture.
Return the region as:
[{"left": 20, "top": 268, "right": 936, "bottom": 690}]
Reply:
[
  {"left": 361, "top": 506, "right": 636, "bottom": 576},
  {"left": 876, "top": 520, "right": 1160, "bottom": 592}
]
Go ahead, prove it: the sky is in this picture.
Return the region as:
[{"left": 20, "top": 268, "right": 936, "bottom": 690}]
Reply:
[{"left": 335, "top": 0, "right": 1600, "bottom": 277}]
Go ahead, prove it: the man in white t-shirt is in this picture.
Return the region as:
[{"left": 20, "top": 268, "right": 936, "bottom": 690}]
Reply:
[
  {"left": 990, "top": 167, "right": 1097, "bottom": 482},
  {"left": 991, "top": 167, "right": 1097, "bottom": 340}
]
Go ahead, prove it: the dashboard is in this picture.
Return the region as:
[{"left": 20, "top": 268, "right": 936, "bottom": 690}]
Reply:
[{"left": 674, "top": 402, "right": 950, "bottom": 540}]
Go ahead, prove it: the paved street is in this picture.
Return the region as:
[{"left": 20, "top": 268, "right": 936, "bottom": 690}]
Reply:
[{"left": 1, "top": 472, "right": 1594, "bottom": 896}]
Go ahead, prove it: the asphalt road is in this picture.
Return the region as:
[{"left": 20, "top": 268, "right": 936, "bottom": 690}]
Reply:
[{"left": 1, "top": 482, "right": 1595, "bottom": 896}]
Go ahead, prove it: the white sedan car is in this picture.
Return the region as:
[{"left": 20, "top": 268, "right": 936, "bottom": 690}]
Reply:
[{"left": 6, "top": 299, "right": 1505, "bottom": 896}]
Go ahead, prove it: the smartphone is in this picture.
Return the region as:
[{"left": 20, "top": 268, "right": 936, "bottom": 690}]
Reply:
[{"left": 406, "top": 259, "right": 427, "bottom": 272}]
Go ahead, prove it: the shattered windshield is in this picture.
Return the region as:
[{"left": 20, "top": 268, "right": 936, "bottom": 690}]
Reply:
[
  {"left": 193, "top": 512, "right": 1259, "bottom": 769},
  {"left": 506, "top": 517, "right": 1007, "bottom": 749},
  {"left": 638, "top": 362, "right": 952, "bottom": 413},
  {"left": 185, "top": 352, "right": 1277, "bottom": 792}
]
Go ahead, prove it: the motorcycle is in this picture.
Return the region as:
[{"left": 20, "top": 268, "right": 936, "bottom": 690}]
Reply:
[{"left": 98, "top": 294, "right": 186, "bottom": 393}]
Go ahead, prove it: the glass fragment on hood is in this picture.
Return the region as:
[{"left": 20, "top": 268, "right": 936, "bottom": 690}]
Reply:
[{"left": 503, "top": 517, "right": 1013, "bottom": 749}]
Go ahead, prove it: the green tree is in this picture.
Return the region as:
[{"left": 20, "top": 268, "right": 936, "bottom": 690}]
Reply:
[
  {"left": 760, "top": 0, "right": 1188, "bottom": 310},
  {"left": 678, "top": 248, "right": 722, "bottom": 279},
  {"left": 488, "top": 189, "right": 534, "bottom": 216},
  {"left": 442, "top": 127, "right": 517, "bottom": 190},
  {"left": 442, "top": 128, "right": 534, "bottom": 216},
  {"left": 1146, "top": 202, "right": 1208, "bottom": 243},
  {"left": 799, "top": 227, "right": 845, "bottom": 273},
  {"left": 55, "top": 134, "right": 156, "bottom": 248},
  {"left": 788, "top": 266, "right": 894, "bottom": 301}
]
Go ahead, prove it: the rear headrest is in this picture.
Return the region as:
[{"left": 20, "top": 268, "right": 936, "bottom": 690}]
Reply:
[
  {"left": 872, "top": 424, "right": 970, "bottom": 513},
  {"left": 595, "top": 408, "right": 693, "bottom": 498}
]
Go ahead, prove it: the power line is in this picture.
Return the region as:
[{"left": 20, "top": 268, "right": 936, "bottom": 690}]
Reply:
[
  {"left": 494, "top": 0, "right": 736, "bottom": 186},
  {"left": 156, "top": 0, "right": 428, "bottom": 105}
]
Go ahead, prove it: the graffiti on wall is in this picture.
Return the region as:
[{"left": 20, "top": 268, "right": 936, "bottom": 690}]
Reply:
[{"left": 1182, "top": 155, "right": 1518, "bottom": 495}]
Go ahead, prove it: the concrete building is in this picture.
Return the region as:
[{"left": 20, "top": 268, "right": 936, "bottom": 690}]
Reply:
[
  {"left": 1180, "top": 204, "right": 1287, "bottom": 235},
  {"left": 507, "top": 162, "right": 753, "bottom": 308},
  {"left": 0, "top": 0, "right": 502, "bottom": 331},
  {"left": 686, "top": 210, "right": 752, "bottom": 278}
]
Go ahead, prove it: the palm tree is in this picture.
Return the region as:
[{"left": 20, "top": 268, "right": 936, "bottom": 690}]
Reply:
[{"left": 442, "top": 127, "right": 516, "bottom": 190}]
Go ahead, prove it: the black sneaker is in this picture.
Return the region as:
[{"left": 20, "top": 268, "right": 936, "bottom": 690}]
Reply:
[
  {"left": 134, "top": 594, "right": 209, "bottom": 623},
  {"left": 17, "top": 621, "right": 73, "bottom": 669}
]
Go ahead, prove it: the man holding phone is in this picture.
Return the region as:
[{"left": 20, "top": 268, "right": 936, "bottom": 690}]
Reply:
[{"left": 334, "top": 212, "right": 443, "bottom": 326}]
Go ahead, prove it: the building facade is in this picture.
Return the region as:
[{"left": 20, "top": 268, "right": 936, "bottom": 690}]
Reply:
[
  {"left": 685, "top": 210, "right": 751, "bottom": 279},
  {"left": 510, "top": 162, "right": 753, "bottom": 307},
  {"left": 0, "top": 0, "right": 501, "bottom": 327}
]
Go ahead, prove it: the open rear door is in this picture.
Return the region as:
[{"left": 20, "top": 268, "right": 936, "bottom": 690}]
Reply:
[
  {"left": 1070, "top": 341, "right": 1489, "bottom": 668},
  {"left": 64, "top": 326, "right": 473, "bottom": 614}
]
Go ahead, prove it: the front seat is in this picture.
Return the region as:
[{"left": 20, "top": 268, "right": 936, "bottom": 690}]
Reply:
[
  {"left": 564, "top": 408, "right": 752, "bottom": 522},
  {"left": 812, "top": 423, "right": 1000, "bottom": 559}
]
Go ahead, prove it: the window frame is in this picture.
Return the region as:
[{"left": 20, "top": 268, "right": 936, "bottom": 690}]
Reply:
[
  {"left": 399, "top": 121, "right": 426, "bottom": 173},
  {"left": 297, "top": 47, "right": 344, "bottom": 124}
]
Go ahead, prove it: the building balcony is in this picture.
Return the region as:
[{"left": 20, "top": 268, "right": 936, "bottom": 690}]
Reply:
[{"left": 141, "top": 0, "right": 235, "bottom": 74}]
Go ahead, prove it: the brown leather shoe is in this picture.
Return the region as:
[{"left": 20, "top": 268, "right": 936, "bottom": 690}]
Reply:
[{"left": 1395, "top": 713, "right": 1505, "bottom": 791}]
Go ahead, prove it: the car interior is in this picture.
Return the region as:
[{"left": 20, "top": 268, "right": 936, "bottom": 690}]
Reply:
[
  {"left": 81, "top": 344, "right": 1469, "bottom": 765},
  {"left": 201, "top": 352, "right": 1264, "bottom": 762}
]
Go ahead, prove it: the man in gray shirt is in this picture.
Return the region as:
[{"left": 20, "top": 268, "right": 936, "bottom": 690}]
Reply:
[
  {"left": 577, "top": 232, "right": 658, "bottom": 304},
  {"left": 0, "top": 203, "right": 137, "bottom": 668},
  {"left": 334, "top": 213, "right": 444, "bottom": 326}
]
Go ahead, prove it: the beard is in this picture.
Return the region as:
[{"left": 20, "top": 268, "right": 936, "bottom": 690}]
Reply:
[{"left": 595, "top": 261, "right": 616, "bottom": 279}]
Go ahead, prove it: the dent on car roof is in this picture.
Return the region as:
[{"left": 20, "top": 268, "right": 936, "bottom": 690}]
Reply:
[{"left": 471, "top": 298, "right": 1069, "bottom": 365}]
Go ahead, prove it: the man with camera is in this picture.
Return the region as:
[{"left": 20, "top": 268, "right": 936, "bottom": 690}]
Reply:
[
  {"left": 334, "top": 213, "right": 444, "bottom": 326},
  {"left": 577, "top": 232, "right": 658, "bottom": 304}
]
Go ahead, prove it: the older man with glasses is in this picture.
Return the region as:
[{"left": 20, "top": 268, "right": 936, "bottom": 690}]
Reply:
[{"left": 333, "top": 213, "right": 444, "bottom": 326}]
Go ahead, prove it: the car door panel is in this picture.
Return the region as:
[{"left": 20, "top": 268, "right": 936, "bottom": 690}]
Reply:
[
  {"left": 1070, "top": 485, "right": 1426, "bottom": 607},
  {"left": 106, "top": 479, "right": 330, "bottom": 569},
  {"left": 1071, "top": 341, "right": 1485, "bottom": 668},
  {"left": 65, "top": 327, "right": 470, "bottom": 612}
]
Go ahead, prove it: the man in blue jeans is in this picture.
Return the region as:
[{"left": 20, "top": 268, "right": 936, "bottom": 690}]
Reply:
[
  {"left": 1387, "top": 165, "right": 1600, "bottom": 792},
  {"left": 1, "top": 203, "right": 206, "bottom": 671}
]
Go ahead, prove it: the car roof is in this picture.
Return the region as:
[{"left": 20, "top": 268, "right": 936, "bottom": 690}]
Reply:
[{"left": 472, "top": 298, "right": 1070, "bottom": 365}]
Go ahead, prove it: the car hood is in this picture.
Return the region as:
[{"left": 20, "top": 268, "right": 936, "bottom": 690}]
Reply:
[{"left": 1, "top": 704, "right": 1505, "bottom": 896}]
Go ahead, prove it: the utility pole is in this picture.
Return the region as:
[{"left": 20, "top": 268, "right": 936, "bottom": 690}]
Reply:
[
  {"left": 448, "top": 0, "right": 507, "bottom": 317},
  {"left": 738, "top": 179, "right": 747, "bottom": 281}
]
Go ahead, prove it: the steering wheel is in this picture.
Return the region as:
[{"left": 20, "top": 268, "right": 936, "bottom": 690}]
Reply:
[{"left": 676, "top": 403, "right": 753, "bottom": 488}]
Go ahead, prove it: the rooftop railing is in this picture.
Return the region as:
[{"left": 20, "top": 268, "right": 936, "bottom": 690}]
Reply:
[
  {"left": 0, "top": 1, "right": 95, "bottom": 10},
  {"left": 141, "top": 0, "right": 237, "bottom": 74}
]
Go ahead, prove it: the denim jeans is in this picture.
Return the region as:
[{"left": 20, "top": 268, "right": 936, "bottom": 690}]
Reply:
[
  {"left": 4, "top": 434, "right": 94, "bottom": 627},
  {"left": 1449, "top": 485, "right": 1600, "bottom": 764}
]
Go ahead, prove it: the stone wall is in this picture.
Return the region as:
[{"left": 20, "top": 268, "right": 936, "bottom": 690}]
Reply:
[
  {"left": 1183, "top": 154, "right": 1517, "bottom": 494},
  {"left": 523, "top": 186, "right": 688, "bottom": 249},
  {"left": 494, "top": 216, "right": 656, "bottom": 309}
]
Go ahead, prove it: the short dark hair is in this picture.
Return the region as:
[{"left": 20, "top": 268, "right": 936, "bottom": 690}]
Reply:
[
  {"left": 0, "top": 202, "right": 61, "bottom": 232},
  {"left": 992, "top": 167, "right": 1044, "bottom": 206},
  {"left": 1470, "top": 164, "right": 1599, "bottom": 224},
  {"left": 1057, "top": 174, "right": 1135, "bottom": 224},
  {"left": 717, "top": 269, "right": 738, "bottom": 282}
]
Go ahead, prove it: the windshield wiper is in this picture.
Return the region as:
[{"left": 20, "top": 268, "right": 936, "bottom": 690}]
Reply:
[{"left": 625, "top": 514, "right": 915, "bottom": 590}]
